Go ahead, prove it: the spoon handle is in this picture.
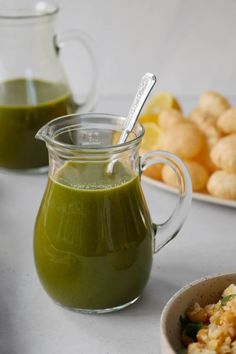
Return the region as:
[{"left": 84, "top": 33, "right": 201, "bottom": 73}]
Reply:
[{"left": 118, "top": 73, "right": 157, "bottom": 143}]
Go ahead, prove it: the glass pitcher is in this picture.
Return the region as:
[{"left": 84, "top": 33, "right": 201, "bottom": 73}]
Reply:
[
  {"left": 34, "top": 113, "right": 192, "bottom": 314},
  {"left": 0, "top": 1, "right": 98, "bottom": 172}
]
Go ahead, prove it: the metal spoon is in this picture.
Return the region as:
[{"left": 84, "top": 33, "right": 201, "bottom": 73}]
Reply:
[{"left": 107, "top": 72, "right": 157, "bottom": 174}]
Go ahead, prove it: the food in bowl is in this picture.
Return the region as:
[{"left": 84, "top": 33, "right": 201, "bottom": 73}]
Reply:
[
  {"left": 160, "top": 274, "right": 236, "bottom": 354},
  {"left": 179, "top": 284, "right": 236, "bottom": 353}
]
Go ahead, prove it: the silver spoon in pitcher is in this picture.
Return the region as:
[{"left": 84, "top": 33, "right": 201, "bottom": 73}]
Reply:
[{"left": 107, "top": 72, "right": 157, "bottom": 174}]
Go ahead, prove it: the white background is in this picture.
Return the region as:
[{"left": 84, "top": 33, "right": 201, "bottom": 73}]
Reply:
[{"left": 56, "top": 0, "right": 236, "bottom": 98}]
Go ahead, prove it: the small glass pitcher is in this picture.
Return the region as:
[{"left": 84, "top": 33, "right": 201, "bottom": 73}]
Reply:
[
  {"left": 0, "top": 1, "right": 98, "bottom": 172},
  {"left": 34, "top": 113, "right": 192, "bottom": 313}
]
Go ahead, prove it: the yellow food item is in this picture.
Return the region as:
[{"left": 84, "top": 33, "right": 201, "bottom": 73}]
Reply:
[
  {"left": 198, "top": 91, "right": 230, "bottom": 119},
  {"left": 189, "top": 109, "right": 222, "bottom": 151},
  {"left": 207, "top": 170, "right": 236, "bottom": 200},
  {"left": 143, "top": 163, "right": 163, "bottom": 180},
  {"left": 195, "top": 142, "right": 218, "bottom": 174},
  {"left": 189, "top": 108, "right": 216, "bottom": 126},
  {"left": 217, "top": 108, "right": 236, "bottom": 134},
  {"left": 210, "top": 134, "right": 236, "bottom": 173},
  {"left": 198, "top": 121, "right": 222, "bottom": 149},
  {"left": 161, "top": 160, "right": 209, "bottom": 192},
  {"left": 182, "top": 284, "right": 236, "bottom": 354},
  {"left": 186, "top": 303, "right": 209, "bottom": 324},
  {"left": 159, "top": 122, "right": 204, "bottom": 159},
  {"left": 138, "top": 113, "right": 158, "bottom": 125},
  {"left": 144, "top": 92, "right": 182, "bottom": 116},
  {"left": 158, "top": 108, "right": 184, "bottom": 130},
  {"left": 140, "top": 90, "right": 236, "bottom": 201},
  {"left": 141, "top": 122, "right": 162, "bottom": 151}
]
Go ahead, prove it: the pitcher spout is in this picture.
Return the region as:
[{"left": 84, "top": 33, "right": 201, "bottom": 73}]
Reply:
[{"left": 35, "top": 123, "right": 50, "bottom": 142}]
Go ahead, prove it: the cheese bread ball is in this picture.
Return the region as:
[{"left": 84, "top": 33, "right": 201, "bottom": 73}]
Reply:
[
  {"left": 189, "top": 108, "right": 216, "bottom": 126},
  {"left": 198, "top": 121, "right": 222, "bottom": 149},
  {"left": 143, "top": 163, "right": 163, "bottom": 180},
  {"left": 207, "top": 170, "right": 236, "bottom": 200},
  {"left": 162, "top": 160, "right": 209, "bottom": 192},
  {"left": 158, "top": 109, "right": 184, "bottom": 130},
  {"left": 195, "top": 142, "right": 218, "bottom": 173},
  {"left": 211, "top": 134, "right": 236, "bottom": 173},
  {"left": 193, "top": 122, "right": 221, "bottom": 172},
  {"left": 217, "top": 107, "right": 236, "bottom": 134},
  {"left": 159, "top": 122, "right": 204, "bottom": 159},
  {"left": 198, "top": 91, "right": 230, "bottom": 118}
]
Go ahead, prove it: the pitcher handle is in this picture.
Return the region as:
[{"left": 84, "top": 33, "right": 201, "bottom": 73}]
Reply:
[
  {"left": 54, "top": 29, "right": 99, "bottom": 112},
  {"left": 140, "top": 150, "right": 192, "bottom": 253}
]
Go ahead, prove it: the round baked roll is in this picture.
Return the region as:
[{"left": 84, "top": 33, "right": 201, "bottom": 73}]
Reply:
[
  {"left": 159, "top": 122, "right": 204, "bottom": 159},
  {"left": 198, "top": 91, "right": 230, "bottom": 118},
  {"left": 199, "top": 121, "right": 222, "bottom": 149},
  {"left": 207, "top": 170, "right": 236, "bottom": 200},
  {"left": 161, "top": 160, "right": 209, "bottom": 192},
  {"left": 217, "top": 108, "right": 236, "bottom": 134},
  {"left": 210, "top": 134, "right": 236, "bottom": 173},
  {"left": 195, "top": 142, "right": 218, "bottom": 173},
  {"left": 189, "top": 108, "right": 216, "bottom": 126},
  {"left": 143, "top": 163, "right": 163, "bottom": 180},
  {"left": 158, "top": 109, "right": 184, "bottom": 130}
]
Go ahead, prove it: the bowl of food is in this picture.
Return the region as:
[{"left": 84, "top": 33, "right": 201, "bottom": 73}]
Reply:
[{"left": 160, "top": 273, "right": 236, "bottom": 354}]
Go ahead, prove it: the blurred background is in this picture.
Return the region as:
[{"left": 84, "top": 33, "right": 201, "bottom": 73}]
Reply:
[{"left": 56, "top": 0, "right": 236, "bottom": 98}]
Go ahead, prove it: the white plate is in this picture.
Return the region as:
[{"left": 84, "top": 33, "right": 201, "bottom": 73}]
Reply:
[
  {"left": 142, "top": 176, "right": 236, "bottom": 208},
  {"left": 141, "top": 95, "right": 236, "bottom": 209}
]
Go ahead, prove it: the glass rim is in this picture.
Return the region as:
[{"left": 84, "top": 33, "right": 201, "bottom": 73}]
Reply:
[
  {"left": 0, "top": 1, "right": 59, "bottom": 20},
  {"left": 37, "top": 113, "right": 145, "bottom": 154}
]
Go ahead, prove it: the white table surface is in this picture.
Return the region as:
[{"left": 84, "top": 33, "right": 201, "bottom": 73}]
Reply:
[{"left": 0, "top": 97, "right": 235, "bottom": 354}]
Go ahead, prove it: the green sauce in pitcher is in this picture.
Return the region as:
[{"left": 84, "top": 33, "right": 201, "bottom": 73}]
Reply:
[
  {"left": 33, "top": 113, "right": 192, "bottom": 313},
  {"left": 0, "top": 79, "right": 75, "bottom": 170},
  {"left": 34, "top": 161, "right": 153, "bottom": 310}
]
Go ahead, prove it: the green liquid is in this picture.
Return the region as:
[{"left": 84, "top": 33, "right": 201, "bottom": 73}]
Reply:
[
  {"left": 0, "top": 79, "right": 76, "bottom": 170},
  {"left": 34, "top": 162, "right": 153, "bottom": 310}
]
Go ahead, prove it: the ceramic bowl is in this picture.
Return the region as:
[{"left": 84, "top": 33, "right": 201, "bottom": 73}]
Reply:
[{"left": 160, "top": 273, "right": 236, "bottom": 354}]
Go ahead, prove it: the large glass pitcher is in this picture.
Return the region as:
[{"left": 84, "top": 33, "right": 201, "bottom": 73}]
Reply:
[
  {"left": 0, "top": 2, "right": 98, "bottom": 172},
  {"left": 34, "top": 113, "right": 192, "bottom": 314}
]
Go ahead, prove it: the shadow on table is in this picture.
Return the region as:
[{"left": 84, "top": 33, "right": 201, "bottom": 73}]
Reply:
[
  {"left": 0, "top": 284, "right": 19, "bottom": 354},
  {"left": 62, "top": 271, "right": 183, "bottom": 321},
  {"left": 121, "top": 274, "right": 180, "bottom": 317},
  {"left": 57, "top": 265, "right": 203, "bottom": 354}
]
